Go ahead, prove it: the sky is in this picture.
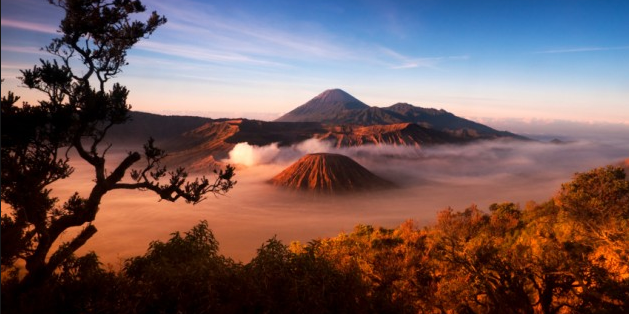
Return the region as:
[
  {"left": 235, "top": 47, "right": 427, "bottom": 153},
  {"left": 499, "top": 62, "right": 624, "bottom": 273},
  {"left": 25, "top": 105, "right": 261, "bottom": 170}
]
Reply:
[{"left": 2, "top": 0, "right": 628, "bottom": 124}]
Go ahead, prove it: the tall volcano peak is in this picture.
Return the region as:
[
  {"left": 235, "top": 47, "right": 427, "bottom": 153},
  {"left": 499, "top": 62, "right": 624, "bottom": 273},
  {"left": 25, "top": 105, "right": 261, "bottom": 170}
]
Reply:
[
  {"left": 275, "top": 88, "right": 369, "bottom": 123},
  {"left": 312, "top": 88, "right": 364, "bottom": 105}
]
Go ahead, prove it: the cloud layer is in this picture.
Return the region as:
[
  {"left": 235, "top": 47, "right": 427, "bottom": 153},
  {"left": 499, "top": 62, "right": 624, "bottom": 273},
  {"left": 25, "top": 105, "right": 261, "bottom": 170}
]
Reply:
[
  {"left": 224, "top": 138, "right": 627, "bottom": 189},
  {"left": 45, "top": 135, "right": 628, "bottom": 268}
]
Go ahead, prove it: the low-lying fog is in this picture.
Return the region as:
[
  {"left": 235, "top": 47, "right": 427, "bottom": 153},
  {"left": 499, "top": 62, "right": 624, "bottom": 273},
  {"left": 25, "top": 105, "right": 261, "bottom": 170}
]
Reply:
[{"left": 50, "top": 136, "right": 627, "bottom": 266}]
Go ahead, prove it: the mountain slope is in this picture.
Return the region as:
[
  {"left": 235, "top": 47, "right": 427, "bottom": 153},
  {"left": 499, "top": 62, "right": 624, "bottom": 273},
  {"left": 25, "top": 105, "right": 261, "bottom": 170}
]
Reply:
[
  {"left": 104, "top": 111, "right": 211, "bottom": 144},
  {"left": 317, "top": 123, "right": 464, "bottom": 147},
  {"left": 384, "top": 103, "right": 523, "bottom": 139},
  {"left": 163, "top": 119, "right": 327, "bottom": 171},
  {"left": 276, "top": 89, "right": 526, "bottom": 140},
  {"left": 270, "top": 153, "right": 395, "bottom": 193},
  {"left": 164, "top": 120, "right": 242, "bottom": 171}
]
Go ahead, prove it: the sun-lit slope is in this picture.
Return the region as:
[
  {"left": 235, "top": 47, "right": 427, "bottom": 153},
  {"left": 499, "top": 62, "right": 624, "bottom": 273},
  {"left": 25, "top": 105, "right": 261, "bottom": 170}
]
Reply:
[
  {"left": 159, "top": 119, "right": 468, "bottom": 171},
  {"left": 164, "top": 120, "right": 241, "bottom": 171},
  {"left": 163, "top": 119, "right": 327, "bottom": 171},
  {"left": 317, "top": 123, "right": 464, "bottom": 147},
  {"left": 225, "top": 120, "right": 325, "bottom": 146},
  {"left": 161, "top": 120, "right": 470, "bottom": 171},
  {"left": 270, "top": 153, "right": 395, "bottom": 193}
]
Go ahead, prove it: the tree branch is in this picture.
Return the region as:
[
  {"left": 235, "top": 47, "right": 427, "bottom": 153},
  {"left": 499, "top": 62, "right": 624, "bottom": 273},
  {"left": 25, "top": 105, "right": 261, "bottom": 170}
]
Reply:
[{"left": 47, "top": 224, "right": 97, "bottom": 272}]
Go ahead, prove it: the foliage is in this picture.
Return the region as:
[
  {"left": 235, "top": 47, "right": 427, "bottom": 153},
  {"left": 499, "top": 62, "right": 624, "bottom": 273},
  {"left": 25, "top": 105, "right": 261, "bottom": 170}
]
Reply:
[
  {"left": 123, "top": 221, "right": 242, "bottom": 314},
  {"left": 245, "top": 237, "right": 367, "bottom": 313},
  {"left": 0, "top": 0, "right": 235, "bottom": 295},
  {"left": 1, "top": 251, "right": 127, "bottom": 314},
  {"left": 2, "top": 165, "right": 627, "bottom": 313}
]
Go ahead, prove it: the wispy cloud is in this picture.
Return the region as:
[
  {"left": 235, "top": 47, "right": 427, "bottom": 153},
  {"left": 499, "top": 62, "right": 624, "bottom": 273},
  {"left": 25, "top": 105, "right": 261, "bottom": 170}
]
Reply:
[
  {"left": 149, "top": 0, "right": 478, "bottom": 72},
  {"left": 1, "top": 18, "right": 56, "bottom": 34},
  {"left": 380, "top": 46, "right": 469, "bottom": 70},
  {"left": 1, "top": 62, "right": 39, "bottom": 72},
  {"left": 534, "top": 46, "right": 629, "bottom": 54},
  {"left": 146, "top": 0, "right": 352, "bottom": 64},
  {"left": 136, "top": 41, "right": 287, "bottom": 67},
  {"left": 1, "top": 45, "right": 44, "bottom": 54}
]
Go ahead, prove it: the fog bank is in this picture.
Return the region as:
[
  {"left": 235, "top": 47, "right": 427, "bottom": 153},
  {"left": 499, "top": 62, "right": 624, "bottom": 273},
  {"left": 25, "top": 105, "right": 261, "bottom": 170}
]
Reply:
[{"left": 46, "top": 137, "right": 627, "bottom": 266}]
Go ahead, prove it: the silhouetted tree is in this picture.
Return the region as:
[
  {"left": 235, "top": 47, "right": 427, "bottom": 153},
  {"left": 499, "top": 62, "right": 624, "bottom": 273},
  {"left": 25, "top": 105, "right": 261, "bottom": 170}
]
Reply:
[{"left": 1, "top": 0, "right": 235, "bottom": 295}]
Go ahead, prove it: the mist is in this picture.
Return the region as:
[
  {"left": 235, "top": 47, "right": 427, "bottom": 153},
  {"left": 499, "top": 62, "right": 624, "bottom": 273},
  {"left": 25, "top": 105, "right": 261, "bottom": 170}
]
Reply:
[
  {"left": 477, "top": 118, "right": 629, "bottom": 144},
  {"left": 48, "top": 136, "right": 628, "bottom": 267}
]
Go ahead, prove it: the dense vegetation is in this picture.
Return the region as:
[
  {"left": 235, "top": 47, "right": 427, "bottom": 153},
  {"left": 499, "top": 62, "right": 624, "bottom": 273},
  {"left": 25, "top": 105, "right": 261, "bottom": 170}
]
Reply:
[{"left": 2, "top": 166, "right": 627, "bottom": 314}]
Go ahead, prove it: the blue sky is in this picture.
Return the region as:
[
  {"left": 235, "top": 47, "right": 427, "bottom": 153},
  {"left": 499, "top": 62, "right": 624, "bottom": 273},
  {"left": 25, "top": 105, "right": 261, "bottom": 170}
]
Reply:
[{"left": 2, "top": 0, "right": 628, "bottom": 123}]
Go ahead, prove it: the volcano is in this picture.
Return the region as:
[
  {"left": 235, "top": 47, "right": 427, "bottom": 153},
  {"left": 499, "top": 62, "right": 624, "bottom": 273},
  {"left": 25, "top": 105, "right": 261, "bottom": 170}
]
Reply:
[
  {"left": 270, "top": 153, "right": 395, "bottom": 194},
  {"left": 275, "top": 89, "right": 370, "bottom": 123}
]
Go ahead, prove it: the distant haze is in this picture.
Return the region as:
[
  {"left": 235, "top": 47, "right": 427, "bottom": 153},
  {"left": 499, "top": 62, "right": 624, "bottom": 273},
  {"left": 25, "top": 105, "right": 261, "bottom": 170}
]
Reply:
[
  {"left": 158, "top": 110, "right": 283, "bottom": 122},
  {"left": 46, "top": 134, "right": 628, "bottom": 266},
  {"left": 476, "top": 118, "right": 629, "bottom": 143}
]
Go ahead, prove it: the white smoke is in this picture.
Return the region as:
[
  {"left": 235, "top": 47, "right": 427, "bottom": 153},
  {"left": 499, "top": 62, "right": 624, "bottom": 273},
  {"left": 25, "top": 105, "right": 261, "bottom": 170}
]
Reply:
[
  {"left": 225, "top": 138, "right": 335, "bottom": 167},
  {"left": 294, "top": 138, "right": 334, "bottom": 154},
  {"left": 227, "top": 142, "right": 282, "bottom": 167}
]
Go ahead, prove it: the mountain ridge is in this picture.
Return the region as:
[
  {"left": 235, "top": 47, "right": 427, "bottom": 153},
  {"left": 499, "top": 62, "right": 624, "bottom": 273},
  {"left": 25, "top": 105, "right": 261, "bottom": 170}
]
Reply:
[
  {"left": 276, "top": 89, "right": 525, "bottom": 140},
  {"left": 102, "top": 89, "right": 529, "bottom": 171}
]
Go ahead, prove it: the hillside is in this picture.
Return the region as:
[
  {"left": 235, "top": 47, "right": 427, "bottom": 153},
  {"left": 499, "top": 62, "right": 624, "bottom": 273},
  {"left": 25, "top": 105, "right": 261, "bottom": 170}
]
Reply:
[
  {"left": 163, "top": 119, "right": 327, "bottom": 170},
  {"left": 105, "top": 111, "right": 211, "bottom": 144}
]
